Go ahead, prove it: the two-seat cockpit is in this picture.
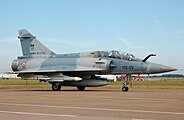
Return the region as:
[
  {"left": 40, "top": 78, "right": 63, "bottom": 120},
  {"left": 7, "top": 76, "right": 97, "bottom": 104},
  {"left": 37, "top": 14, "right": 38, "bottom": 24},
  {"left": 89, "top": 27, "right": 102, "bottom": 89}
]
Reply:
[{"left": 93, "top": 50, "right": 140, "bottom": 61}]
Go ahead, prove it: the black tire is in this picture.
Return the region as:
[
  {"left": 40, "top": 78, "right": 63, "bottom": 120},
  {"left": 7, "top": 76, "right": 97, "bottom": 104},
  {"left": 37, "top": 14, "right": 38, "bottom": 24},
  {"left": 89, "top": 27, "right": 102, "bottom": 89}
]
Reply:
[
  {"left": 77, "top": 86, "right": 86, "bottom": 91},
  {"left": 122, "top": 87, "right": 129, "bottom": 92},
  {"left": 52, "top": 83, "right": 61, "bottom": 91}
]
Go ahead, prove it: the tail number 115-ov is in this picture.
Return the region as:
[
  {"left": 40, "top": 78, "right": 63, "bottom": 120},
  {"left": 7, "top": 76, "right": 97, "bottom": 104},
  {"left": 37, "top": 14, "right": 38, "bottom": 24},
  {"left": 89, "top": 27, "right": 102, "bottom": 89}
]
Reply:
[{"left": 122, "top": 66, "right": 134, "bottom": 70}]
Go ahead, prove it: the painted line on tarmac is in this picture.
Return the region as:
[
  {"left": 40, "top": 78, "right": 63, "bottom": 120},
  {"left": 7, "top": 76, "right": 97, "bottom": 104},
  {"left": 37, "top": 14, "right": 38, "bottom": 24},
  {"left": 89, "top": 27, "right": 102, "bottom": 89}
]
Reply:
[
  {"left": 0, "top": 102, "right": 184, "bottom": 115},
  {"left": 0, "top": 110, "right": 76, "bottom": 117},
  {"left": 123, "top": 97, "right": 182, "bottom": 102}
]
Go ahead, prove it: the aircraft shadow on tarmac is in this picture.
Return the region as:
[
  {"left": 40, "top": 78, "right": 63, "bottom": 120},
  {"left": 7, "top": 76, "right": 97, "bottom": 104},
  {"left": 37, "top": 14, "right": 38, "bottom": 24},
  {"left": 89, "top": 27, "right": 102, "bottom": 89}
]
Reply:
[{"left": 13, "top": 89, "right": 156, "bottom": 93}]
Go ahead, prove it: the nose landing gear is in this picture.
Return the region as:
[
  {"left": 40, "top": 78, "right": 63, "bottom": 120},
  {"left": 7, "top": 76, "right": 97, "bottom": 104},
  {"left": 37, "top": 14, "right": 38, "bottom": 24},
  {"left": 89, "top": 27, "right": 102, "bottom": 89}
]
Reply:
[{"left": 122, "top": 74, "right": 131, "bottom": 92}]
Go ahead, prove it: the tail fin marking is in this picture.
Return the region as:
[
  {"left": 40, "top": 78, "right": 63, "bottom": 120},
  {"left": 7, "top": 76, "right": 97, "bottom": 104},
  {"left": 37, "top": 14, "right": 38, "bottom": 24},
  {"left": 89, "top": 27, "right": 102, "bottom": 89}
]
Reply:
[{"left": 18, "top": 29, "right": 55, "bottom": 56}]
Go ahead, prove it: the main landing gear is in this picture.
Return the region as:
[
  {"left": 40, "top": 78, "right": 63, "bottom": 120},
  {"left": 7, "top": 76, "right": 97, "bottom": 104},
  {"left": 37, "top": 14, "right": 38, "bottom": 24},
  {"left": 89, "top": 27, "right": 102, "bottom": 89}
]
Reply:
[
  {"left": 52, "top": 83, "right": 61, "bottom": 91},
  {"left": 77, "top": 86, "right": 86, "bottom": 91},
  {"left": 122, "top": 74, "right": 131, "bottom": 92},
  {"left": 52, "top": 83, "right": 86, "bottom": 91}
]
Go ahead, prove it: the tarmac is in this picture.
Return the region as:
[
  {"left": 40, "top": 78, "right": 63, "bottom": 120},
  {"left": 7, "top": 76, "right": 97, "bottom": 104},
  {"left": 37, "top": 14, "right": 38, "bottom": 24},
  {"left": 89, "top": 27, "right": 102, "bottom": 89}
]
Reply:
[{"left": 0, "top": 88, "right": 183, "bottom": 120}]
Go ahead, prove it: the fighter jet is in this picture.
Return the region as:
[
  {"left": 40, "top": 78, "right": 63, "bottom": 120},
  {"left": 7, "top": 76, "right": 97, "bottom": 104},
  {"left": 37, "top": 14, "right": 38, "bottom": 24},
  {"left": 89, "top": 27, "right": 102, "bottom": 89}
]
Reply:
[{"left": 11, "top": 29, "right": 177, "bottom": 92}]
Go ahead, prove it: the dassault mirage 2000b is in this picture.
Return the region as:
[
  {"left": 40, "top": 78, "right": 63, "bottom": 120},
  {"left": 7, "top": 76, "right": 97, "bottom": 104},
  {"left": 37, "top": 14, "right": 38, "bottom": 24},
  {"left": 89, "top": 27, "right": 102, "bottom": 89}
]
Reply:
[{"left": 11, "top": 29, "right": 177, "bottom": 92}]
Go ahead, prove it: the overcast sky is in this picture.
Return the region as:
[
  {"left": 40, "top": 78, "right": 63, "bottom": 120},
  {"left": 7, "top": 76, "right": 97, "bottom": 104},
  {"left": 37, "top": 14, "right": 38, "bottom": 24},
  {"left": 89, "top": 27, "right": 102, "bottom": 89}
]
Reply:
[{"left": 0, "top": 0, "right": 183, "bottom": 74}]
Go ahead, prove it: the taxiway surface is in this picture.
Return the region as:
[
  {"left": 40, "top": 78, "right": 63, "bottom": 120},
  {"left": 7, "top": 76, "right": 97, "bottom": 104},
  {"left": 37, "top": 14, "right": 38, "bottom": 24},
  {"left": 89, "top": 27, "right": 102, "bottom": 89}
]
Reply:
[{"left": 0, "top": 89, "right": 183, "bottom": 120}]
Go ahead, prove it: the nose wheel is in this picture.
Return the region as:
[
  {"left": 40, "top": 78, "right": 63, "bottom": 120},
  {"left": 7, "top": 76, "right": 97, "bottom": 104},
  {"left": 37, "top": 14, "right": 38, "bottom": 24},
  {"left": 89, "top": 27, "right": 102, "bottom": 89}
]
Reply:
[{"left": 122, "top": 87, "right": 129, "bottom": 92}]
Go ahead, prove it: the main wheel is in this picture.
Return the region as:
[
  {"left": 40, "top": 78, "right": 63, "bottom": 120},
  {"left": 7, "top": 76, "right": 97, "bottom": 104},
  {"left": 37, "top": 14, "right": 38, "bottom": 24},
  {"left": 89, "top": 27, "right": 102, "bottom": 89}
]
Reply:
[
  {"left": 52, "top": 83, "right": 61, "bottom": 91},
  {"left": 77, "top": 86, "right": 86, "bottom": 91},
  {"left": 122, "top": 87, "right": 129, "bottom": 92}
]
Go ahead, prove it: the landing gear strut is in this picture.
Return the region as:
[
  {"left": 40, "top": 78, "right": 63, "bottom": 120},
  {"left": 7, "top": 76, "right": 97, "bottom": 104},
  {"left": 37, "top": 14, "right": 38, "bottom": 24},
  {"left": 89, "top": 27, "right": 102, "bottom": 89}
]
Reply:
[
  {"left": 52, "top": 83, "right": 61, "bottom": 91},
  {"left": 122, "top": 74, "right": 131, "bottom": 92}
]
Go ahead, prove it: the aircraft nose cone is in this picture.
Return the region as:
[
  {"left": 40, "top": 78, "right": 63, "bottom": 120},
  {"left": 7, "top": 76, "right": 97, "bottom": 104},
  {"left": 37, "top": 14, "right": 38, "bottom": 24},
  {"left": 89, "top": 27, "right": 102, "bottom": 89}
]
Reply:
[{"left": 149, "top": 63, "right": 177, "bottom": 74}]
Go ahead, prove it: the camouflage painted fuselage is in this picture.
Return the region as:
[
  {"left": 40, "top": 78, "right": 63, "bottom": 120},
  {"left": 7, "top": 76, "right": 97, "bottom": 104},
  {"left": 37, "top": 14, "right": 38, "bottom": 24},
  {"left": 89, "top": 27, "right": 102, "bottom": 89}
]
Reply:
[{"left": 11, "top": 29, "right": 176, "bottom": 89}]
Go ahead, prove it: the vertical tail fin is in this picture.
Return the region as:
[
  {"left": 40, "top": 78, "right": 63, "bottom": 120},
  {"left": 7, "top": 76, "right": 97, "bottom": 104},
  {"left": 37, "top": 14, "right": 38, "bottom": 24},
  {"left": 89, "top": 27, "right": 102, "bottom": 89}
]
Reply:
[{"left": 18, "top": 29, "right": 55, "bottom": 56}]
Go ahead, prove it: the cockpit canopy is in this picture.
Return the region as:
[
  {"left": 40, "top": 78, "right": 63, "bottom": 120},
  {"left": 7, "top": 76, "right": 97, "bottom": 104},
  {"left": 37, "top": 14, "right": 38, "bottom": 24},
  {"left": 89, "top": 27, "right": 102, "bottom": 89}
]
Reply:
[{"left": 93, "top": 50, "right": 140, "bottom": 61}]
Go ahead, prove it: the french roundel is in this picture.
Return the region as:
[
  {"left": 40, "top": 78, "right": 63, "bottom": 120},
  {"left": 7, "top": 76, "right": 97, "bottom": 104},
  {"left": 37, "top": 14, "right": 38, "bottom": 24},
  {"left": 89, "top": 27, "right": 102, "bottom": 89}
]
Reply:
[{"left": 21, "top": 62, "right": 26, "bottom": 68}]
